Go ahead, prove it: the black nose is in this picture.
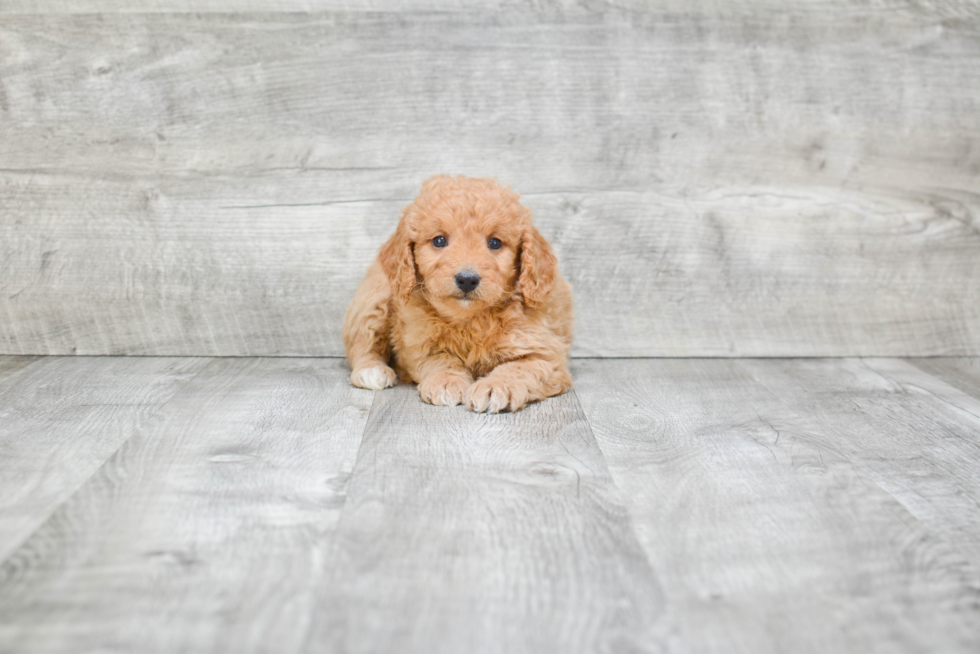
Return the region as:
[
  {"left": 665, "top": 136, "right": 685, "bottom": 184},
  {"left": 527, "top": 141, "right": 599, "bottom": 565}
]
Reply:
[{"left": 455, "top": 271, "right": 481, "bottom": 293}]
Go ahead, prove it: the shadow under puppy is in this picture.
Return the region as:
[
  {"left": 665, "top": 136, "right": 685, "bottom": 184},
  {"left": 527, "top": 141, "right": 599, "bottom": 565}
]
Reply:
[{"left": 343, "top": 175, "right": 573, "bottom": 413}]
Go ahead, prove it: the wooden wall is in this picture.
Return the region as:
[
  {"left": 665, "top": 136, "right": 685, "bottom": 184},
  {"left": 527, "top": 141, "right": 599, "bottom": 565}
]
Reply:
[{"left": 2, "top": 2, "right": 978, "bottom": 357}]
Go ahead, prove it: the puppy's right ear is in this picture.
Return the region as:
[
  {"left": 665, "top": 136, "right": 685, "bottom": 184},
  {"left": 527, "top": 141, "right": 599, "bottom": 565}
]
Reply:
[{"left": 378, "top": 220, "right": 417, "bottom": 302}]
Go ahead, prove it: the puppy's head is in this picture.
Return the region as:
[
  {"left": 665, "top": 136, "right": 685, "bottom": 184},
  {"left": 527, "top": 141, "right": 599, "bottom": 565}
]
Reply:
[{"left": 379, "top": 175, "right": 557, "bottom": 316}]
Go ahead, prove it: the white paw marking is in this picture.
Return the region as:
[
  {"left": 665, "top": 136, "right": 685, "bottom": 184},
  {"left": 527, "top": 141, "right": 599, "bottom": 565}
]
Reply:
[{"left": 352, "top": 365, "right": 396, "bottom": 391}]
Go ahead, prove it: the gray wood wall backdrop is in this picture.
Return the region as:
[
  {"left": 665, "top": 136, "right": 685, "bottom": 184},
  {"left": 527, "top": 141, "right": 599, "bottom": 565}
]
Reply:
[{"left": 1, "top": 1, "right": 978, "bottom": 357}]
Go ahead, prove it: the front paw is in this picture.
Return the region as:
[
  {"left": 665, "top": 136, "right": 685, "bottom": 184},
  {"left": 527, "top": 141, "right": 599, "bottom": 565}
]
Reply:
[
  {"left": 464, "top": 378, "right": 530, "bottom": 413},
  {"left": 418, "top": 373, "right": 472, "bottom": 406},
  {"left": 350, "top": 364, "right": 397, "bottom": 391}
]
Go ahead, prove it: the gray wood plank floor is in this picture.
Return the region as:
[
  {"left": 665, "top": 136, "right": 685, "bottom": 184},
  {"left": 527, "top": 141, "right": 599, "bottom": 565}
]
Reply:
[
  {"left": 2, "top": 356, "right": 980, "bottom": 653},
  {"left": 0, "top": 356, "right": 209, "bottom": 562}
]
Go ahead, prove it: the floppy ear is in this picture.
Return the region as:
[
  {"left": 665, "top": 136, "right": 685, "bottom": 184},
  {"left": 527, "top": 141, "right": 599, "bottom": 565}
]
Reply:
[
  {"left": 518, "top": 223, "right": 557, "bottom": 308},
  {"left": 377, "top": 221, "right": 417, "bottom": 302}
]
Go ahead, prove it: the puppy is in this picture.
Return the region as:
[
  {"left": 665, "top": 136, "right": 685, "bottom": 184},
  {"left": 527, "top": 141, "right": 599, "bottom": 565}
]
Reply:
[{"left": 342, "top": 175, "right": 573, "bottom": 413}]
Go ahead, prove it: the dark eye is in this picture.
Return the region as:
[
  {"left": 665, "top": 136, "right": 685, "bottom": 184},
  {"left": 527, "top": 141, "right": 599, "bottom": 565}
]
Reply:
[
  {"left": 488, "top": 238, "right": 502, "bottom": 250},
  {"left": 432, "top": 236, "right": 447, "bottom": 248}
]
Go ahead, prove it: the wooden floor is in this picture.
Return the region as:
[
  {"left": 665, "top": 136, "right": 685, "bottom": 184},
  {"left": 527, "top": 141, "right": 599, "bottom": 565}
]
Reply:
[{"left": 1, "top": 356, "right": 979, "bottom": 654}]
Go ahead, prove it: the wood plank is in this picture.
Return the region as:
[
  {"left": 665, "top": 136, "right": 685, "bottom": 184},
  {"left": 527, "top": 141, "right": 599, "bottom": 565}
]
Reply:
[
  {"left": 0, "top": 171, "right": 396, "bottom": 357},
  {"left": 0, "top": 357, "right": 373, "bottom": 654},
  {"left": 557, "top": 187, "right": 980, "bottom": 357},
  {"left": 0, "top": 355, "right": 208, "bottom": 563},
  {"left": 2, "top": 11, "right": 977, "bottom": 189},
  {"left": 3, "top": 177, "right": 978, "bottom": 357},
  {"left": 905, "top": 357, "right": 980, "bottom": 401},
  {"left": 0, "top": 0, "right": 522, "bottom": 12},
  {"left": 572, "top": 358, "right": 980, "bottom": 654},
  {"left": 0, "top": 355, "right": 42, "bottom": 386},
  {"left": 3, "top": 1, "right": 980, "bottom": 18},
  {"left": 303, "top": 384, "right": 673, "bottom": 654},
  {"left": 738, "top": 358, "right": 980, "bottom": 573},
  {"left": 865, "top": 357, "right": 980, "bottom": 425}
]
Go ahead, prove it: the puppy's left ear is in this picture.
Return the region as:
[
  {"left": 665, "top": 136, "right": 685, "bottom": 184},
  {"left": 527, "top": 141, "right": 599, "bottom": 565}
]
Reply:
[{"left": 518, "top": 223, "right": 557, "bottom": 308}]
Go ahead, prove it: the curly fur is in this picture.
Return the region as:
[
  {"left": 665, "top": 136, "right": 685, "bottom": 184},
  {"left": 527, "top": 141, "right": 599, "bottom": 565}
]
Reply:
[{"left": 342, "top": 174, "right": 573, "bottom": 413}]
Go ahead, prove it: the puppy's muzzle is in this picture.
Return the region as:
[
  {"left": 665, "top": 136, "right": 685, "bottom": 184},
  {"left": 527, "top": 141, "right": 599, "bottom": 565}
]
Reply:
[{"left": 455, "top": 270, "right": 481, "bottom": 294}]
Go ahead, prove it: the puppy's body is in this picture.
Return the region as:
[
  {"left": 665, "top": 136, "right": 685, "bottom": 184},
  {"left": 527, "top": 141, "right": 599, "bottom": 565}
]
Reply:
[{"left": 343, "top": 175, "right": 573, "bottom": 413}]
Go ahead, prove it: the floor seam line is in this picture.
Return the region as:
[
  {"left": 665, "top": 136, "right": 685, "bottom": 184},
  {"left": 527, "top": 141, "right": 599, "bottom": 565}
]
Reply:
[{"left": 0, "top": 356, "right": 217, "bottom": 569}]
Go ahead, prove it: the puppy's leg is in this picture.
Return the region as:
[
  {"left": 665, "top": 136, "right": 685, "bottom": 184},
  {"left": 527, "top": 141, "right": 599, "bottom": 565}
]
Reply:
[
  {"left": 465, "top": 357, "right": 572, "bottom": 413},
  {"left": 412, "top": 353, "right": 474, "bottom": 407},
  {"left": 343, "top": 262, "right": 397, "bottom": 390}
]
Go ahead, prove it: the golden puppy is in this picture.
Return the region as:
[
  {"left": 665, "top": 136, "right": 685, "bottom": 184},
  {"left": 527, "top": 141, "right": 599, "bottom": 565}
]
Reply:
[{"left": 343, "top": 175, "right": 573, "bottom": 413}]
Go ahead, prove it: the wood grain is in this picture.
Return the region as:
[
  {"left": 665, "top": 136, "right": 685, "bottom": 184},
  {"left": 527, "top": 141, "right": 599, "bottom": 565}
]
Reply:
[
  {"left": 3, "top": 356, "right": 980, "bottom": 652},
  {"left": 4, "top": 0, "right": 980, "bottom": 16},
  {"left": 304, "top": 384, "right": 673, "bottom": 654},
  {"left": 2, "top": 10, "right": 977, "bottom": 190},
  {"left": 0, "top": 172, "right": 395, "bottom": 357},
  {"left": 1, "top": 9, "right": 979, "bottom": 356},
  {"left": 738, "top": 358, "right": 980, "bottom": 575},
  {"left": 555, "top": 187, "right": 980, "bottom": 356},
  {"left": 0, "top": 357, "right": 373, "bottom": 654},
  {"left": 0, "top": 0, "right": 533, "bottom": 11},
  {"left": 0, "top": 356, "right": 41, "bottom": 387},
  {"left": 866, "top": 357, "right": 980, "bottom": 426},
  {"left": 572, "top": 358, "right": 980, "bottom": 654},
  {"left": 0, "top": 355, "right": 208, "bottom": 562},
  {"left": 905, "top": 357, "right": 980, "bottom": 401},
  {"left": 3, "top": 176, "right": 978, "bottom": 357}
]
